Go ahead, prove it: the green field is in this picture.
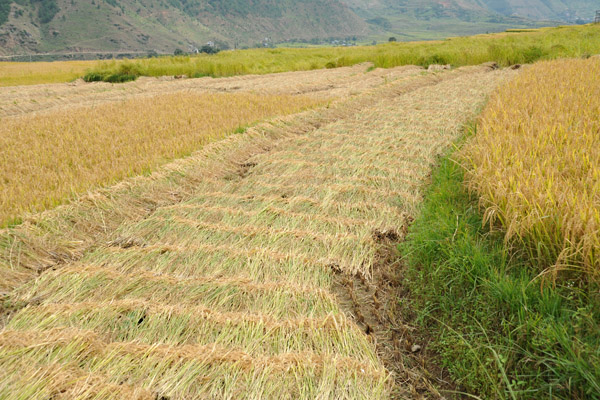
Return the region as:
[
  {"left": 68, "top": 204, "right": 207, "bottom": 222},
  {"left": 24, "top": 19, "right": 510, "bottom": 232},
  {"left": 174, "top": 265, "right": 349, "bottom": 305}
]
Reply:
[{"left": 85, "top": 24, "right": 600, "bottom": 82}]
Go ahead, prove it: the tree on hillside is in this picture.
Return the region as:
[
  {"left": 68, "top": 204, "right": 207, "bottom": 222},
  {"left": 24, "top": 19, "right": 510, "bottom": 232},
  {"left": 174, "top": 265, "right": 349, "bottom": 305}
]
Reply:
[
  {"left": 388, "top": 37, "right": 397, "bottom": 42},
  {"left": 35, "top": 0, "right": 60, "bottom": 23},
  {"left": 0, "top": 0, "right": 11, "bottom": 26},
  {"left": 200, "top": 44, "right": 219, "bottom": 54}
]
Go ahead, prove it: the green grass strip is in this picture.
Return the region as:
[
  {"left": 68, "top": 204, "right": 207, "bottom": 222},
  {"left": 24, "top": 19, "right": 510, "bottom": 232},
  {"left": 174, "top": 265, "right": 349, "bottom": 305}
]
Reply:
[{"left": 400, "top": 146, "right": 600, "bottom": 399}]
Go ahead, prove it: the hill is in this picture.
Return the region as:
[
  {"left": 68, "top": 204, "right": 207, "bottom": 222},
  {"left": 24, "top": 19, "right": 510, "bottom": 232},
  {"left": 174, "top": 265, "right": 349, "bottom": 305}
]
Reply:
[
  {"left": 342, "top": 0, "right": 597, "bottom": 41},
  {"left": 0, "top": 0, "right": 368, "bottom": 55},
  {"left": 1, "top": 0, "right": 598, "bottom": 56},
  {"left": 343, "top": 0, "right": 597, "bottom": 23},
  {"left": 476, "top": 0, "right": 597, "bottom": 22}
]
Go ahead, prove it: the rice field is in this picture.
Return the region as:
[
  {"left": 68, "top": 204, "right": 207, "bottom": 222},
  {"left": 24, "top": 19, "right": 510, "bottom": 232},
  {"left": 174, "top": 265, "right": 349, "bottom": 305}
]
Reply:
[
  {"left": 0, "top": 60, "right": 97, "bottom": 87},
  {"left": 0, "top": 63, "right": 422, "bottom": 118},
  {"left": 0, "top": 92, "right": 322, "bottom": 227},
  {"left": 0, "top": 64, "right": 514, "bottom": 398},
  {"left": 0, "top": 63, "right": 427, "bottom": 228},
  {"left": 462, "top": 57, "right": 600, "bottom": 281},
  {"left": 77, "top": 24, "right": 600, "bottom": 81}
]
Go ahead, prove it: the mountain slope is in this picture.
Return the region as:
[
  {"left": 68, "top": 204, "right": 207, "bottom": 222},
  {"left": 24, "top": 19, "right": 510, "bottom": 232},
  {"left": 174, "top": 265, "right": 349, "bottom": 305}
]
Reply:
[
  {"left": 0, "top": 0, "right": 369, "bottom": 55},
  {"left": 343, "top": 0, "right": 597, "bottom": 23},
  {"left": 340, "top": 0, "right": 597, "bottom": 43},
  {"left": 476, "top": 0, "right": 597, "bottom": 22},
  {"left": 340, "top": 0, "right": 545, "bottom": 42}
]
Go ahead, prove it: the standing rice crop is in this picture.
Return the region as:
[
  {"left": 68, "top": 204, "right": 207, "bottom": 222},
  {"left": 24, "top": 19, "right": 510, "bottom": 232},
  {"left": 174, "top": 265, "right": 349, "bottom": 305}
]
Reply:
[
  {"left": 85, "top": 24, "right": 600, "bottom": 80},
  {"left": 462, "top": 57, "right": 600, "bottom": 281},
  {"left": 0, "top": 60, "right": 96, "bottom": 86},
  {"left": 0, "top": 92, "right": 322, "bottom": 226},
  {"left": 2, "top": 24, "right": 600, "bottom": 87}
]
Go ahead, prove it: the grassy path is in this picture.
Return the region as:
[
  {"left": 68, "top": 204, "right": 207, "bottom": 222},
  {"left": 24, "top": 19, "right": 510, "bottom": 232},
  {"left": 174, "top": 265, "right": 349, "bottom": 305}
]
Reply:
[{"left": 0, "top": 65, "right": 514, "bottom": 399}]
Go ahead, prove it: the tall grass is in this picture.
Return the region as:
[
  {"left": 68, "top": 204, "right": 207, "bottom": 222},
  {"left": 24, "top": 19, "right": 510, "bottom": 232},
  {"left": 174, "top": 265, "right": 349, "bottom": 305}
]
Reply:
[
  {"left": 401, "top": 152, "right": 600, "bottom": 399},
  {"left": 86, "top": 24, "right": 600, "bottom": 80},
  {"left": 0, "top": 93, "right": 322, "bottom": 227},
  {"left": 461, "top": 58, "right": 600, "bottom": 281}
]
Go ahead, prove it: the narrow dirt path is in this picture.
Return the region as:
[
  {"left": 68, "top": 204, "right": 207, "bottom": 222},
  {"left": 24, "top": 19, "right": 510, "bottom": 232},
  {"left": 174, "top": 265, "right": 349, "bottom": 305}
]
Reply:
[{"left": 0, "top": 65, "right": 515, "bottom": 399}]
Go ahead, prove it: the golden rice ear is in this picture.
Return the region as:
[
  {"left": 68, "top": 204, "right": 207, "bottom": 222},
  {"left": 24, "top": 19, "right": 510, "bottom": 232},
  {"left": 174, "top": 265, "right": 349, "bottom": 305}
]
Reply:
[{"left": 460, "top": 57, "right": 600, "bottom": 284}]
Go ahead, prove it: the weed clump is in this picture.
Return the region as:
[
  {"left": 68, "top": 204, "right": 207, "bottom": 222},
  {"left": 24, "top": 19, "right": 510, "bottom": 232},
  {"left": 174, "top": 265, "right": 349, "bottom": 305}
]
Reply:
[
  {"left": 83, "top": 62, "right": 141, "bottom": 83},
  {"left": 83, "top": 72, "right": 137, "bottom": 83}
]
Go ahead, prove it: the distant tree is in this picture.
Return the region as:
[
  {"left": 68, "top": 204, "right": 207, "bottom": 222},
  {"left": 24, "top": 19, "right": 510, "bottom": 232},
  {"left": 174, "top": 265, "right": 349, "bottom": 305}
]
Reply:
[
  {"left": 0, "top": 0, "right": 10, "bottom": 26},
  {"left": 174, "top": 48, "right": 184, "bottom": 56},
  {"left": 200, "top": 45, "right": 219, "bottom": 54},
  {"left": 147, "top": 50, "right": 158, "bottom": 58},
  {"left": 388, "top": 37, "right": 397, "bottom": 42},
  {"left": 213, "top": 40, "right": 230, "bottom": 50},
  {"left": 34, "top": 0, "right": 60, "bottom": 24}
]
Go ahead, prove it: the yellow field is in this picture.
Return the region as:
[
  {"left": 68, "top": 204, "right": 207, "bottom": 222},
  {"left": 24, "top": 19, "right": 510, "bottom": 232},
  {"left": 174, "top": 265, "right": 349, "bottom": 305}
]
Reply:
[
  {"left": 0, "top": 65, "right": 511, "bottom": 399},
  {"left": 462, "top": 57, "right": 600, "bottom": 280},
  {"left": 0, "top": 64, "right": 421, "bottom": 118},
  {"left": 0, "top": 92, "right": 322, "bottom": 226},
  {"left": 0, "top": 60, "right": 98, "bottom": 87}
]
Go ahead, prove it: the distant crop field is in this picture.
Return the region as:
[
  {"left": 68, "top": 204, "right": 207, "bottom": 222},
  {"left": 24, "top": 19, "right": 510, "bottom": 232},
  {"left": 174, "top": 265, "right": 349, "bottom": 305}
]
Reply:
[
  {"left": 86, "top": 24, "right": 600, "bottom": 82},
  {"left": 0, "top": 64, "right": 422, "bottom": 118},
  {"left": 462, "top": 57, "right": 600, "bottom": 280},
  {"left": 0, "top": 60, "right": 97, "bottom": 87},
  {"left": 0, "top": 92, "right": 322, "bottom": 227},
  {"left": 1, "top": 24, "right": 599, "bottom": 87}
]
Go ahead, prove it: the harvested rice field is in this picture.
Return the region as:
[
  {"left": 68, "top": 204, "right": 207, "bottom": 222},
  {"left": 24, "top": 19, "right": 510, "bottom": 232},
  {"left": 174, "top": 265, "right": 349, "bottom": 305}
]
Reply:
[
  {"left": 0, "top": 63, "right": 420, "bottom": 118},
  {"left": 0, "top": 64, "right": 426, "bottom": 227},
  {"left": 0, "top": 64, "right": 516, "bottom": 399}
]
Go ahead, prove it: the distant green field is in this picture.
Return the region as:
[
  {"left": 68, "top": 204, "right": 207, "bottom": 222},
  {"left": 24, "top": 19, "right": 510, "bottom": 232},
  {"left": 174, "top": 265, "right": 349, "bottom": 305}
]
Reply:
[
  {"left": 362, "top": 13, "right": 550, "bottom": 43},
  {"left": 83, "top": 24, "right": 600, "bottom": 82},
  {"left": 1, "top": 24, "right": 599, "bottom": 86}
]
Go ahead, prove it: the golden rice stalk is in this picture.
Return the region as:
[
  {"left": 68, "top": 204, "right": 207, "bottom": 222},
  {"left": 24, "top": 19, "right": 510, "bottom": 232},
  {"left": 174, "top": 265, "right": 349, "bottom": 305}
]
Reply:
[
  {"left": 0, "top": 60, "right": 96, "bottom": 87},
  {"left": 0, "top": 92, "right": 322, "bottom": 227},
  {"left": 461, "top": 58, "right": 600, "bottom": 281}
]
